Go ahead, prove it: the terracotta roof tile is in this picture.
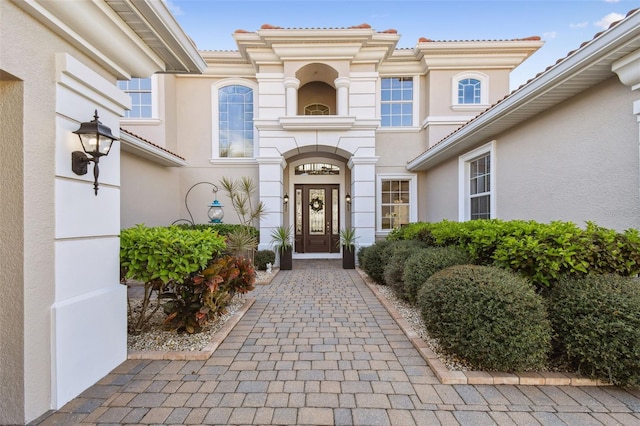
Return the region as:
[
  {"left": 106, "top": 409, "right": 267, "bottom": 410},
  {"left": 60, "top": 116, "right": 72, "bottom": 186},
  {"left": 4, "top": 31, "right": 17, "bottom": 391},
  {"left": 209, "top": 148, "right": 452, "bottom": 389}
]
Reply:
[
  {"left": 120, "top": 128, "right": 186, "bottom": 161},
  {"left": 417, "top": 35, "right": 541, "bottom": 43}
]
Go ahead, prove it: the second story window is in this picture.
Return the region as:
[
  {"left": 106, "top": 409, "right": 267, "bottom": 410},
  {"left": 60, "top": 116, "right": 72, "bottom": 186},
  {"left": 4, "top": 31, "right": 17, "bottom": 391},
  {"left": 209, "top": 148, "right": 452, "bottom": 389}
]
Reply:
[
  {"left": 381, "top": 77, "right": 413, "bottom": 127},
  {"left": 118, "top": 78, "right": 152, "bottom": 119},
  {"left": 458, "top": 78, "right": 481, "bottom": 104},
  {"left": 219, "top": 85, "right": 254, "bottom": 158}
]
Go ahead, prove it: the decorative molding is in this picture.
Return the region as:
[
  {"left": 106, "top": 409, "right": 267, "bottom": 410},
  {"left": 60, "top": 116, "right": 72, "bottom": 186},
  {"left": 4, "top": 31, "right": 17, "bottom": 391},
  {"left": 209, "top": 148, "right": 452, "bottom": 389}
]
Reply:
[
  {"left": 279, "top": 116, "right": 356, "bottom": 130},
  {"left": 612, "top": 48, "right": 640, "bottom": 90}
]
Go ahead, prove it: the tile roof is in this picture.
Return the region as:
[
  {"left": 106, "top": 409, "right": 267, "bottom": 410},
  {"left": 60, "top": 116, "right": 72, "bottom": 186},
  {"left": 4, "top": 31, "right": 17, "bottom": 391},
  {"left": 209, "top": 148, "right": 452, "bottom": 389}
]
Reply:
[
  {"left": 417, "top": 36, "right": 541, "bottom": 43},
  {"left": 119, "top": 127, "right": 186, "bottom": 161}
]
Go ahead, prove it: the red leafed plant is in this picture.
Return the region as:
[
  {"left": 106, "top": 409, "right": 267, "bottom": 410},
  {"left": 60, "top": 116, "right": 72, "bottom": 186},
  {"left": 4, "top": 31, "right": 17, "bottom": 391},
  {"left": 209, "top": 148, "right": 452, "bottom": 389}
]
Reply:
[{"left": 162, "top": 255, "right": 256, "bottom": 334}]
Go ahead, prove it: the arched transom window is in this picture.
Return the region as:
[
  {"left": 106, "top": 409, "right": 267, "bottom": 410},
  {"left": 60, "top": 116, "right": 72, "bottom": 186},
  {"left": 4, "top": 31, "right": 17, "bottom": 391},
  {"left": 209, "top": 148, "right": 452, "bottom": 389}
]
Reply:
[
  {"left": 304, "top": 104, "right": 330, "bottom": 115},
  {"left": 295, "top": 163, "right": 340, "bottom": 175}
]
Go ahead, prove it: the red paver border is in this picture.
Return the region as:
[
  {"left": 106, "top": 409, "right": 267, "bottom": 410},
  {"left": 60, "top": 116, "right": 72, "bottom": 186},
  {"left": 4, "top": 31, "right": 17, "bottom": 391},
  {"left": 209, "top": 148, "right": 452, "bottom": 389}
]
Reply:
[
  {"left": 128, "top": 297, "right": 256, "bottom": 361},
  {"left": 356, "top": 268, "right": 608, "bottom": 387}
]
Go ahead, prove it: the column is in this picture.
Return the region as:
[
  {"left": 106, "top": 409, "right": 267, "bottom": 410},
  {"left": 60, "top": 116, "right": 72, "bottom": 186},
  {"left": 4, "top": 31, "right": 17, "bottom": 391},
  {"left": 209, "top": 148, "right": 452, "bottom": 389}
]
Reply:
[
  {"left": 283, "top": 77, "right": 300, "bottom": 116},
  {"left": 335, "top": 77, "right": 350, "bottom": 116},
  {"left": 348, "top": 155, "right": 379, "bottom": 248}
]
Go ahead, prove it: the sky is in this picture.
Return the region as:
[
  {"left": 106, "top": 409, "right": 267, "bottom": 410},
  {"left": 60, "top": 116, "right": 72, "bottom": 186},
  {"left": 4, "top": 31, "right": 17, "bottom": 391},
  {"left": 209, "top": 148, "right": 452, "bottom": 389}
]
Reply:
[{"left": 167, "top": 0, "right": 638, "bottom": 90}]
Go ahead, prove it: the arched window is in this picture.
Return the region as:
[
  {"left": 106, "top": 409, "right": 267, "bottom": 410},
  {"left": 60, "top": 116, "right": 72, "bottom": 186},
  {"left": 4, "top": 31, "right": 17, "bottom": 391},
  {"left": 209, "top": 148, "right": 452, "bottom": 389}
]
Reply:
[
  {"left": 218, "top": 85, "right": 254, "bottom": 158},
  {"left": 452, "top": 72, "right": 489, "bottom": 109},
  {"left": 458, "top": 78, "right": 481, "bottom": 104},
  {"left": 304, "top": 104, "right": 330, "bottom": 115}
]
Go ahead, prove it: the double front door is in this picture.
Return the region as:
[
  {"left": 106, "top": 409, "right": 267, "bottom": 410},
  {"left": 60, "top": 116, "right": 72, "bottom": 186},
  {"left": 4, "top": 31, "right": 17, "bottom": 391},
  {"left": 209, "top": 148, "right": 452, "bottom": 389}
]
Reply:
[{"left": 294, "top": 184, "right": 340, "bottom": 253}]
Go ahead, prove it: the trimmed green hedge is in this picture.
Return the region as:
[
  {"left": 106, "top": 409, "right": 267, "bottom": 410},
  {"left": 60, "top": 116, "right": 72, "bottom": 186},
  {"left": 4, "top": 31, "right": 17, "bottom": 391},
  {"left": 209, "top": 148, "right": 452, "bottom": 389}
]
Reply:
[
  {"left": 254, "top": 250, "right": 276, "bottom": 270},
  {"left": 548, "top": 274, "right": 640, "bottom": 386},
  {"left": 418, "top": 265, "right": 551, "bottom": 372},
  {"left": 389, "top": 219, "right": 640, "bottom": 288},
  {"left": 383, "top": 240, "right": 427, "bottom": 295}
]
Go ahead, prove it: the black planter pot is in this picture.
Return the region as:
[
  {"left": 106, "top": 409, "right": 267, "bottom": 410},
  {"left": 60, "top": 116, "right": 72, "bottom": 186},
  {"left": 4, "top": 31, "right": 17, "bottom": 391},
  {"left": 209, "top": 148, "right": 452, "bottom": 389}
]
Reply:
[
  {"left": 280, "top": 246, "right": 293, "bottom": 270},
  {"left": 342, "top": 245, "right": 355, "bottom": 269}
]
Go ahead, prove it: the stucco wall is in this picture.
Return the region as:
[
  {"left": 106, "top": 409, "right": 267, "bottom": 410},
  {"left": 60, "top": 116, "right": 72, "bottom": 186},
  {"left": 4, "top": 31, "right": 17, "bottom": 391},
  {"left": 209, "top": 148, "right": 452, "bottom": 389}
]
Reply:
[
  {"left": 422, "top": 160, "right": 459, "bottom": 222},
  {"left": 0, "top": 74, "right": 26, "bottom": 425},
  {"left": 495, "top": 77, "right": 639, "bottom": 230},
  {"left": 422, "top": 77, "right": 640, "bottom": 231},
  {"left": 375, "top": 130, "right": 426, "bottom": 171},
  {"left": 120, "top": 152, "right": 182, "bottom": 228}
]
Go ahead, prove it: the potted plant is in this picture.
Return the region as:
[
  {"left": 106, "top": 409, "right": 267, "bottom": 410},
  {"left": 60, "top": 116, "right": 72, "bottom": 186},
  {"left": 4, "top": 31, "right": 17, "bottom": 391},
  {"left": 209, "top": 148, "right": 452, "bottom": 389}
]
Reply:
[
  {"left": 270, "top": 226, "right": 293, "bottom": 270},
  {"left": 338, "top": 227, "right": 358, "bottom": 269}
]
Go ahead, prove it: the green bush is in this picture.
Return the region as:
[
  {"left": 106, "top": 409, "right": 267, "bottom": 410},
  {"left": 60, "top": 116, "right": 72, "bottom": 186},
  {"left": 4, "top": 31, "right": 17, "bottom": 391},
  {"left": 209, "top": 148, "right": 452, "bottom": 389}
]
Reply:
[
  {"left": 176, "top": 223, "right": 259, "bottom": 239},
  {"left": 120, "top": 225, "right": 227, "bottom": 332},
  {"left": 418, "top": 265, "right": 551, "bottom": 372},
  {"left": 361, "top": 240, "right": 392, "bottom": 284},
  {"left": 357, "top": 246, "right": 367, "bottom": 267},
  {"left": 383, "top": 240, "right": 427, "bottom": 294},
  {"left": 548, "top": 274, "right": 640, "bottom": 386},
  {"left": 401, "top": 246, "right": 472, "bottom": 303},
  {"left": 254, "top": 250, "right": 276, "bottom": 270}
]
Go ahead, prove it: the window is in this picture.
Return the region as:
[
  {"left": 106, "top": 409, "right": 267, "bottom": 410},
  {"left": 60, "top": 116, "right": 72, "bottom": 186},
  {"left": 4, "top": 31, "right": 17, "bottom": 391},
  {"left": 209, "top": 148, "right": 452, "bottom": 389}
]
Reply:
[
  {"left": 304, "top": 104, "right": 330, "bottom": 115},
  {"left": 118, "top": 78, "right": 152, "bottom": 118},
  {"left": 377, "top": 174, "right": 417, "bottom": 232},
  {"left": 218, "top": 85, "right": 254, "bottom": 158},
  {"left": 459, "top": 142, "right": 495, "bottom": 221},
  {"left": 458, "top": 78, "right": 481, "bottom": 104},
  {"left": 381, "top": 77, "right": 413, "bottom": 127},
  {"left": 452, "top": 72, "right": 489, "bottom": 109}
]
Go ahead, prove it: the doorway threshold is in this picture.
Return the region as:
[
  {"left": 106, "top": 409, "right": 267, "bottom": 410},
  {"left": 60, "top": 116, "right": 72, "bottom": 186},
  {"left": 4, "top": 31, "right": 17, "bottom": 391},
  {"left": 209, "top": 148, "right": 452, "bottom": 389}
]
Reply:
[{"left": 293, "top": 253, "right": 341, "bottom": 260}]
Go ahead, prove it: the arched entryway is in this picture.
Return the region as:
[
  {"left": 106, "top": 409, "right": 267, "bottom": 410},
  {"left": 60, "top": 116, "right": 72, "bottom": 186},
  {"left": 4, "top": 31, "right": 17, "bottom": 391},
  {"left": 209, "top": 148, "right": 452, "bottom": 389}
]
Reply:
[{"left": 286, "top": 155, "right": 349, "bottom": 259}]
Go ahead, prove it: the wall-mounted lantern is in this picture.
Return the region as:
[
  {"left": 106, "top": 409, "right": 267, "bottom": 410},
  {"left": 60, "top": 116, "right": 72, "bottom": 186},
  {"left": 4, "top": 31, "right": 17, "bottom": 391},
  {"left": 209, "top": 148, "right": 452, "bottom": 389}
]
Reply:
[
  {"left": 71, "top": 110, "right": 117, "bottom": 196},
  {"left": 345, "top": 193, "right": 351, "bottom": 210},
  {"left": 283, "top": 193, "right": 289, "bottom": 211}
]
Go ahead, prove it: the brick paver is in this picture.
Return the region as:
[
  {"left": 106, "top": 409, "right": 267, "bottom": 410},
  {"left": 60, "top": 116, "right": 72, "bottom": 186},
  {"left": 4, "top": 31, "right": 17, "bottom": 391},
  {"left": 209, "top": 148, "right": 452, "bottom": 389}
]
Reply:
[{"left": 32, "top": 260, "right": 640, "bottom": 425}]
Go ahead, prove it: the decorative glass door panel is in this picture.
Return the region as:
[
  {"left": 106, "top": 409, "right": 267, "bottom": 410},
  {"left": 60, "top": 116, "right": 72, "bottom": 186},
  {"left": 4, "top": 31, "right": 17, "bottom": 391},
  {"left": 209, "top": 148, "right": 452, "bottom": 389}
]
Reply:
[{"left": 294, "top": 184, "right": 340, "bottom": 253}]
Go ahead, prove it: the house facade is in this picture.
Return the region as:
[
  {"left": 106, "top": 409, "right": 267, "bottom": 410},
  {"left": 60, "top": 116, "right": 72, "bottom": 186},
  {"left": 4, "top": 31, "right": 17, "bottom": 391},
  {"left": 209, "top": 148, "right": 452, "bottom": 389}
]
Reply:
[
  {"left": 120, "top": 25, "right": 543, "bottom": 256},
  {"left": 2, "top": 0, "right": 639, "bottom": 423}
]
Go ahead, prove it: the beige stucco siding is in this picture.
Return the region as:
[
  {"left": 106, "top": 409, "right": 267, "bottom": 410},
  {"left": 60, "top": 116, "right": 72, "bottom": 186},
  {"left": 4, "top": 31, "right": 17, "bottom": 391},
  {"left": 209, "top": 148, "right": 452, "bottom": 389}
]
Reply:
[
  {"left": 422, "top": 160, "right": 459, "bottom": 222},
  {"left": 495, "top": 77, "right": 639, "bottom": 230},
  {"left": 375, "top": 130, "right": 426, "bottom": 170}
]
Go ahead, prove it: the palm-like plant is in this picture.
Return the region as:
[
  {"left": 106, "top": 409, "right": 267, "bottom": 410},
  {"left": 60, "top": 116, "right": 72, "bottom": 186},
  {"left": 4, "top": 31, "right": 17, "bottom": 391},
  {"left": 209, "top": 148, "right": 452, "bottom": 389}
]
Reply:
[{"left": 220, "top": 176, "right": 266, "bottom": 227}]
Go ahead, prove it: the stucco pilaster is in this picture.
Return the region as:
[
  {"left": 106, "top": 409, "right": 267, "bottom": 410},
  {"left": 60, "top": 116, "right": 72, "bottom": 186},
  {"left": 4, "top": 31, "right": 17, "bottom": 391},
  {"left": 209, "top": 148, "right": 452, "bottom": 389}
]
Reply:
[
  {"left": 257, "top": 156, "right": 287, "bottom": 252},
  {"left": 348, "top": 156, "right": 379, "bottom": 248}
]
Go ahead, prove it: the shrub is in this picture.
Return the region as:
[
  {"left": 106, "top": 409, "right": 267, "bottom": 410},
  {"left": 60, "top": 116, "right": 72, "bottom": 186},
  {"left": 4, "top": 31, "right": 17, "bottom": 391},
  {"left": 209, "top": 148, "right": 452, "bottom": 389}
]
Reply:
[
  {"left": 357, "top": 246, "right": 368, "bottom": 267},
  {"left": 361, "top": 240, "right": 392, "bottom": 284},
  {"left": 176, "top": 223, "right": 259, "bottom": 239},
  {"left": 548, "top": 274, "right": 640, "bottom": 386},
  {"left": 254, "top": 250, "right": 276, "bottom": 270},
  {"left": 418, "top": 265, "right": 551, "bottom": 371},
  {"left": 162, "top": 255, "right": 256, "bottom": 333},
  {"left": 383, "top": 240, "right": 427, "bottom": 295},
  {"left": 120, "top": 225, "right": 227, "bottom": 332},
  {"left": 401, "top": 246, "right": 471, "bottom": 303}
]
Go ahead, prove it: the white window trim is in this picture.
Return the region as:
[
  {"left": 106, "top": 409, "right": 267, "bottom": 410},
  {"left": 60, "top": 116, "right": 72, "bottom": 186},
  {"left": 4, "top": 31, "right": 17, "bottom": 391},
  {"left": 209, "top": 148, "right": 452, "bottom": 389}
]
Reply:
[
  {"left": 451, "top": 71, "right": 489, "bottom": 110},
  {"left": 376, "top": 173, "right": 418, "bottom": 234},
  {"left": 211, "top": 78, "right": 259, "bottom": 159},
  {"left": 458, "top": 141, "right": 496, "bottom": 221},
  {"left": 378, "top": 75, "right": 421, "bottom": 129},
  {"left": 119, "top": 75, "right": 160, "bottom": 123}
]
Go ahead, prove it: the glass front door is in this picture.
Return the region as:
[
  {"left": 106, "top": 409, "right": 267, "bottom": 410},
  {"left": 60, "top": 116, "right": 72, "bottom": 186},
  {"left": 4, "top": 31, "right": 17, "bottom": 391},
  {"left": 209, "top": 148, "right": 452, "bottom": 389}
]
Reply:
[{"left": 294, "top": 184, "right": 340, "bottom": 253}]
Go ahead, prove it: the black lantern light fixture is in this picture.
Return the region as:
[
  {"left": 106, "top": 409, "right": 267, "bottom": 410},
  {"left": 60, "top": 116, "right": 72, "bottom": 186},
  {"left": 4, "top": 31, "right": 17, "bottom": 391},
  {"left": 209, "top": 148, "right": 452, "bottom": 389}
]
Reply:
[
  {"left": 345, "top": 193, "right": 351, "bottom": 210},
  {"left": 72, "top": 110, "right": 118, "bottom": 196},
  {"left": 172, "top": 182, "right": 224, "bottom": 225},
  {"left": 283, "top": 193, "right": 289, "bottom": 210}
]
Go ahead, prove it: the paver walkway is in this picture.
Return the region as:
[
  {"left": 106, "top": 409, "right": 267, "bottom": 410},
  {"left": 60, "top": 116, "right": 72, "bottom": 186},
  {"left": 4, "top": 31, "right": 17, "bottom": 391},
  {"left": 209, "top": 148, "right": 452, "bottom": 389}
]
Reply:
[{"left": 35, "top": 260, "right": 640, "bottom": 425}]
